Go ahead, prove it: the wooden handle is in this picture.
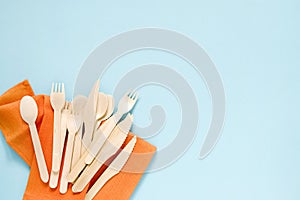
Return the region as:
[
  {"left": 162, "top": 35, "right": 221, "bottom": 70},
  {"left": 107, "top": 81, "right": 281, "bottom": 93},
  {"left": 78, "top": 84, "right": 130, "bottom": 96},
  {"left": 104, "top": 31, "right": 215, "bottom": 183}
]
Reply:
[
  {"left": 29, "top": 124, "right": 49, "bottom": 183},
  {"left": 72, "top": 133, "right": 82, "bottom": 169},
  {"left": 67, "top": 150, "right": 88, "bottom": 183},
  {"left": 85, "top": 168, "right": 118, "bottom": 200},
  {"left": 72, "top": 159, "right": 103, "bottom": 193},
  {"left": 52, "top": 110, "right": 61, "bottom": 172},
  {"left": 60, "top": 113, "right": 68, "bottom": 155},
  {"left": 84, "top": 114, "right": 121, "bottom": 165},
  {"left": 60, "top": 132, "right": 75, "bottom": 194},
  {"left": 49, "top": 170, "right": 59, "bottom": 188}
]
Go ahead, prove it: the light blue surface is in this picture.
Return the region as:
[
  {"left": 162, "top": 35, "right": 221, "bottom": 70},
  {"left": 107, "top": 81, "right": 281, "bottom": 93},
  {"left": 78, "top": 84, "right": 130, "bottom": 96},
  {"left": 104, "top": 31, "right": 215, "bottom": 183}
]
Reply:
[{"left": 0, "top": 0, "right": 300, "bottom": 199}]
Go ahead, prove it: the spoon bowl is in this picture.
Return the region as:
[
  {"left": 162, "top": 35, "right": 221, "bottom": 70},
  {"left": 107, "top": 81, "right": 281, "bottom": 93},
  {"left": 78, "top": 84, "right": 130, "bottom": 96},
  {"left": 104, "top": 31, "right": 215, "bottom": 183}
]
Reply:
[
  {"left": 96, "top": 92, "right": 108, "bottom": 121},
  {"left": 20, "top": 96, "right": 38, "bottom": 125},
  {"left": 105, "top": 95, "right": 115, "bottom": 120},
  {"left": 95, "top": 95, "right": 114, "bottom": 129}
]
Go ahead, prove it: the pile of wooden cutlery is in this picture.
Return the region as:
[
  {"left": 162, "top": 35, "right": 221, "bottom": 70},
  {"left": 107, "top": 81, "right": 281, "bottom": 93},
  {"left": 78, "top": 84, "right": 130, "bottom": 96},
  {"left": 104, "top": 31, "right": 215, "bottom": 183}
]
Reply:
[{"left": 20, "top": 80, "right": 139, "bottom": 200}]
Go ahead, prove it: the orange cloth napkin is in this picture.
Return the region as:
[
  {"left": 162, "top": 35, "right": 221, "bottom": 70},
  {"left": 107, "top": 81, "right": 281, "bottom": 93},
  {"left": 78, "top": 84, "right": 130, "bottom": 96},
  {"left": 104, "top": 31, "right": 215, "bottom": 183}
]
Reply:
[{"left": 0, "top": 80, "right": 156, "bottom": 200}]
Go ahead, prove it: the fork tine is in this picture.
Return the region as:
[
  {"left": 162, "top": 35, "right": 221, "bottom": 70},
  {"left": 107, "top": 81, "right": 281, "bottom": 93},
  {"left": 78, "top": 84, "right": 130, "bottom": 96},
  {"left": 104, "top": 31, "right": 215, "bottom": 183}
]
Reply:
[
  {"left": 129, "top": 91, "right": 135, "bottom": 99},
  {"left": 51, "top": 83, "right": 54, "bottom": 94},
  {"left": 125, "top": 90, "right": 132, "bottom": 97},
  {"left": 131, "top": 91, "right": 137, "bottom": 99},
  {"left": 132, "top": 91, "right": 138, "bottom": 100},
  {"left": 129, "top": 90, "right": 135, "bottom": 98},
  {"left": 129, "top": 90, "right": 136, "bottom": 99},
  {"left": 55, "top": 83, "right": 58, "bottom": 93},
  {"left": 62, "top": 83, "right": 65, "bottom": 93}
]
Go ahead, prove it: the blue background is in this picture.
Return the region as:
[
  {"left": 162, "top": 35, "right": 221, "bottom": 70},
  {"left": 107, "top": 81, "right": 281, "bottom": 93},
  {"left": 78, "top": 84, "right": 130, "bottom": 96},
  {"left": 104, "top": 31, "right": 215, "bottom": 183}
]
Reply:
[{"left": 0, "top": 0, "right": 300, "bottom": 199}]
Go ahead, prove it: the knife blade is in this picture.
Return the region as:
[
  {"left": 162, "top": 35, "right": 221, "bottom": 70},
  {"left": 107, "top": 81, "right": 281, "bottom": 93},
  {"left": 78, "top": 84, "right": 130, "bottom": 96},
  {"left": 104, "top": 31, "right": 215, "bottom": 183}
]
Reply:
[
  {"left": 84, "top": 114, "right": 121, "bottom": 165},
  {"left": 81, "top": 80, "right": 100, "bottom": 150},
  {"left": 72, "top": 114, "right": 133, "bottom": 193},
  {"left": 84, "top": 136, "right": 137, "bottom": 200}
]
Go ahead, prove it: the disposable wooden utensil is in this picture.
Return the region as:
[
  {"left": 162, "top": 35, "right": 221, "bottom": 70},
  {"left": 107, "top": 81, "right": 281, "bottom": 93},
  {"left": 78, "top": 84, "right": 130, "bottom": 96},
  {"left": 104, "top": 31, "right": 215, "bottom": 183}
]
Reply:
[
  {"left": 92, "top": 94, "right": 114, "bottom": 147},
  {"left": 81, "top": 80, "right": 100, "bottom": 152},
  {"left": 20, "top": 95, "right": 49, "bottom": 183},
  {"left": 95, "top": 94, "right": 114, "bottom": 129},
  {"left": 92, "top": 93, "right": 108, "bottom": 142},
  {"left": 95, "top": 93, "right": 108, "bottom": 122},
  {"left": 67, "top": 150, "right": 89, "bottom": 183},
  {"left": 84, "top": 136, "right": 137, "bottom": 200},
  {"left": 71, "top": 95, "right": 87, "bottom": 169},
  {"left": 105, "top": 95, "right": 115, "bottom": 119},
  {"left": 60, "top": 102, "right": 71, "bottom": 155},
  {"left": 60, "top": 109, "right": 81, "bottom": 194},
  {"left": 85, "top": 91, "right": 138, "bottom": 165},
  {"left": 67, "top": 113, "right": 132, "bottom": 185},
  {"left": 73, "top": 134, "right": 83, "bottom": 163},
  {"left": 72, "top": 114, "right": 133, "bottom": 193},
  {"left": 49, "top": 102, "right": 71, "bottom": 189},
  {"left": 49, "top": 83, "right": 66, "bottom": 188},
  {"left": 50, "top": 83, "right": 65, "bottom": 174}
]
